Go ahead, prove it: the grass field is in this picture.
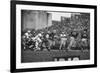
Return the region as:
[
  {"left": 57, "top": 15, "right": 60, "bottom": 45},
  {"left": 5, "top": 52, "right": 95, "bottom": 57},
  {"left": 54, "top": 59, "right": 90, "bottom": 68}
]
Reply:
[{"left": 21, "top": 50, "right": 90, "bottom": 63}]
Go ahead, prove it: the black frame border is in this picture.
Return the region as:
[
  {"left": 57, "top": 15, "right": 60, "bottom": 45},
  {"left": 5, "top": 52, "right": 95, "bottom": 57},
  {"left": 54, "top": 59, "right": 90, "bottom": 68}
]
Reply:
[{"left": 10, "top": 1, "right": 97, "bottom": 73}]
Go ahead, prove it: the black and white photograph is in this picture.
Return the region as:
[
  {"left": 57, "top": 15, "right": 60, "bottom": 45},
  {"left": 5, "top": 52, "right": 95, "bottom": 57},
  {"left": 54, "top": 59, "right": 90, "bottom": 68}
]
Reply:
[
  {"left": 21, "top": 10, "right": 90, "bottom": 62},
  {"left": 11, "top": 1, "right": 97, "bottom": 72}
]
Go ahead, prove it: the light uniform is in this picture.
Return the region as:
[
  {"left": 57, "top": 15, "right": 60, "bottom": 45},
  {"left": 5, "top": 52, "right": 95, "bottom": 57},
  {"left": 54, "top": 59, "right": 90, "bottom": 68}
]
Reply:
[
  {"left": 31, "top": 33, "right": 42, "bottom": 50},
  {"left": 59, "top": 34, "right": 67, "bottom": 50}
]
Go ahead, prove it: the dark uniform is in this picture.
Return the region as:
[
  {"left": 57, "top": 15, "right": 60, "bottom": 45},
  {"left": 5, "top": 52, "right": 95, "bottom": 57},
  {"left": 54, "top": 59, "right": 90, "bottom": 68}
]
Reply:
[
  {"left": 81, "top": 31, "right": 89, "bottom": 50},
  {"left": 71, "top": 31, "right": 78, "bottom": 39},
  {"left": 48, "top": 32, "right": 56, "bottom": 50},
  {"left": 68, "top": 31, "right": 78, "bottom": 50},
  {"left": 41, "top": 33, "right": 50, "bottom": 51},
  {"left": 49, "top": 32, "right": 55, "bottom": 41}
]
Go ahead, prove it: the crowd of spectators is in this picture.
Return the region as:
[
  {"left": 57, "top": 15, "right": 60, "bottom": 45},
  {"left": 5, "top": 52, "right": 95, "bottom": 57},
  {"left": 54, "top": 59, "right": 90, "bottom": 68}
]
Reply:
[{"left": 21, "top": 13, "right": 90, "bottom": 51}]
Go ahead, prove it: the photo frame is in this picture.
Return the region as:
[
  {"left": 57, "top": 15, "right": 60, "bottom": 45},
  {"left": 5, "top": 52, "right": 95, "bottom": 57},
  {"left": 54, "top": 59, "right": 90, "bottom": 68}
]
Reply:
[{"left": 10, "top": 0, "right": 97, "bottom": 72}]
